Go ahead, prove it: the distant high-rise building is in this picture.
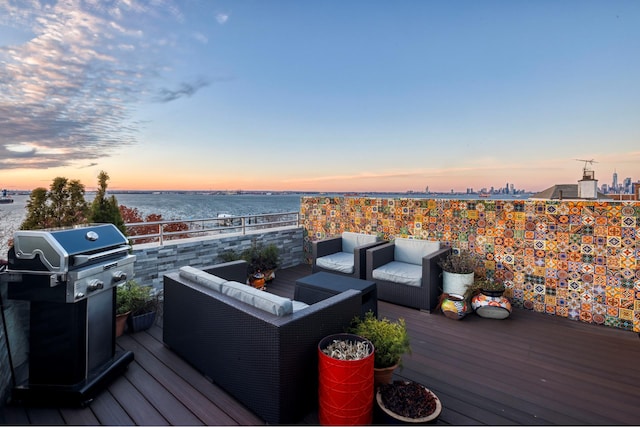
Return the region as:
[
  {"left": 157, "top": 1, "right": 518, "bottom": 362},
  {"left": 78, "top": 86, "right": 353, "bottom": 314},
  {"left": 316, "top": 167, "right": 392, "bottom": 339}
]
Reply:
[
  {"left": 624, "top": 177, "right": 632, "bottom": 194},
  {"left": 612, "top": 171, "right": 618, "bottom": 191}
]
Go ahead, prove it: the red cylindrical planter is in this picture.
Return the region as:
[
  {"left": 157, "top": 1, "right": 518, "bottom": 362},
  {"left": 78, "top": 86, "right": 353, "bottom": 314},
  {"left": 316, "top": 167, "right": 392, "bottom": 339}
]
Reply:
[{"left": 318, "top": 333, "right": 374, "bottom": 425}]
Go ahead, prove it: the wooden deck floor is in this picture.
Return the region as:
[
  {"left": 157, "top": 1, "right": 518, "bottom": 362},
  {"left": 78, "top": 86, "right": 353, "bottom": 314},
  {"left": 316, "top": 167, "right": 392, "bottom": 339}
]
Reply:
[{"left": 2, "top": 263, "right": 640, "bottom": 425}]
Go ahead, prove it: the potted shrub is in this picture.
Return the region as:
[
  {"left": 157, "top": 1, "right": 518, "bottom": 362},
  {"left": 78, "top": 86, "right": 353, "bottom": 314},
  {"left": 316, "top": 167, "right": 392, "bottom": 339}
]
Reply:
[
  {"left": 348, "top": 311, "right": 411, "bottom": 386},
  {"left": 438, "top": 248, "right": 483, "bottom": 296},
  {"left": 220, "top": 241, "right": 280, "bottom": 288},
  {"left": 115, "top": 284, "right": 133, "bottom": 337},
  {"left": 120, "top": 280, "right": 162, "bottom": 332}
]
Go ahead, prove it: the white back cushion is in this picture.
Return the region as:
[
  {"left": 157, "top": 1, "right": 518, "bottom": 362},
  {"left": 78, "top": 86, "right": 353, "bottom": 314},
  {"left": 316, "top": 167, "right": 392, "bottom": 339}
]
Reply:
[
  {"left": 179, "top": 266, "right": 228, "bottom": 292},
  {"left": 221, "top": 281, "right": 294, "bottom": 317},
  {"left": 342, "top": 232, "right": 379, "bottom": 253},
  {"left": 394, "top": 238, "right": 440, "bottom": 265}
]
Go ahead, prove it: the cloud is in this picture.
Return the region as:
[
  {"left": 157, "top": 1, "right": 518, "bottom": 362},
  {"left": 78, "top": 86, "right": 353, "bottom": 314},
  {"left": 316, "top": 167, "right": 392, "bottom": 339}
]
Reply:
[
  {"left": 0, "top": 0, "right": 189, "bottom": 170},
  {"left": 154, "top": 79, "right": 210, "bottom": 103},
  {"left": 216, "top": 13, "right": 230, "bottom": 25}
]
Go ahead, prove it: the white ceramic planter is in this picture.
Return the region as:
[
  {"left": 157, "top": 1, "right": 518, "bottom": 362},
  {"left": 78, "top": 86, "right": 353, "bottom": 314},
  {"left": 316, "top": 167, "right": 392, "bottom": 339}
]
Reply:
[{"left": 442, "top": 271, "right": 474, "bottom": 296}]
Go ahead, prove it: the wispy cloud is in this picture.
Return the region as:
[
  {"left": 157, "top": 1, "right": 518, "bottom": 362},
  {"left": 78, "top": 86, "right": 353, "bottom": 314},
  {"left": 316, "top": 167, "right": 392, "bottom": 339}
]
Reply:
[
  {"left": 154, "top": 79, "right": 210, "bottom": 103},
  {"left": 0, "top": 0, "right": 188, "bottom": 170},
  {"left": 216, "top": 13, "right": 230, "bottom": 25}
]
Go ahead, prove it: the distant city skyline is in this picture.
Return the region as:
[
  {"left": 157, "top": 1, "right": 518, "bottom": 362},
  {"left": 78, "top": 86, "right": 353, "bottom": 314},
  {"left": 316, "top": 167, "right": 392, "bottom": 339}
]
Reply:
[{"left": 1, "top": 1, "right": 639, "bottom": 193}]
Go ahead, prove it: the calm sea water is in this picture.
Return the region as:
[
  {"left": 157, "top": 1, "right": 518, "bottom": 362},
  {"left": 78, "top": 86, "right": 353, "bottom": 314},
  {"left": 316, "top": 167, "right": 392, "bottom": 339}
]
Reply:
[
  {"left": 0, "top": 191, "right": 530, "bottom": 252},
  {"left": 1, "top": 191, "right": 532, "bottom": 222}
]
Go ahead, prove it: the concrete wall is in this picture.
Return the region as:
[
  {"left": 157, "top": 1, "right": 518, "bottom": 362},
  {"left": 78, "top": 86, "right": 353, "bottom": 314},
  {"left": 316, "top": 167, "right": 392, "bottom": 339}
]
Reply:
[{"left": 132, "top": 226, "right": 304, "bottom": 288}]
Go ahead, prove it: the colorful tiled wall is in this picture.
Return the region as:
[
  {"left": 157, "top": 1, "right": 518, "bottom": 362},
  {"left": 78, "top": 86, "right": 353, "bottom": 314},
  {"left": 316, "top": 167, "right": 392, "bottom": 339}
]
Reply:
[{"left": 301, "top": 197, "right": 640, "bottom": 333}]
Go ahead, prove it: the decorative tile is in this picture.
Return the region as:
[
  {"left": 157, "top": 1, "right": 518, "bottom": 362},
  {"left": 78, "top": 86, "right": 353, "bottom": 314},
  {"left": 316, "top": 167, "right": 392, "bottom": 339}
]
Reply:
[{"left": 302, "top": 197, "right": 640, "bottom": 333}]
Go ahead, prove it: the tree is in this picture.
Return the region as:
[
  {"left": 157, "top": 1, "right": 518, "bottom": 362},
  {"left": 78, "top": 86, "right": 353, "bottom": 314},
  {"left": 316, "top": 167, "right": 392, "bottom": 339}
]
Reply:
[
  {"left": 21, "top": 177, "right": 89, "bottom": 230},
  {"left": 89, "top": 171, "right": 126, "bottom": 235}
]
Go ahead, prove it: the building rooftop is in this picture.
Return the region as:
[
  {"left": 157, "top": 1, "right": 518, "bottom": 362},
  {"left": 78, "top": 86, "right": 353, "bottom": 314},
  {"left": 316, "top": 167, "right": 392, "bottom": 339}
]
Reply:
[{"left": 3, "top": 263, "right": 640, "bottom": 425}]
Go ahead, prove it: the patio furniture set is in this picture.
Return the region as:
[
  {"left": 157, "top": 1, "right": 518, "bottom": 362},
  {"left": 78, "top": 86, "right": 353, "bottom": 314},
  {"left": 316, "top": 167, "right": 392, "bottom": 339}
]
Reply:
[{"left": 163, "top": 233, "right": 450, "bottom": 424}]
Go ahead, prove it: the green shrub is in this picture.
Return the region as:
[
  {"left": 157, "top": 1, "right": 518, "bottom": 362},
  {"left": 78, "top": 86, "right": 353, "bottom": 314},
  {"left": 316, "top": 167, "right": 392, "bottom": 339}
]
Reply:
[{"left": 349, "top": 311, "right": 411, "bottom": 368}]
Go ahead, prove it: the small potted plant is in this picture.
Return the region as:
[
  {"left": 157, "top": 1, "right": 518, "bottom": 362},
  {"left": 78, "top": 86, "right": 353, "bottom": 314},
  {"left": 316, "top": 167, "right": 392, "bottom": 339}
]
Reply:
[
  {"left": 437, "top": 248, "right": 483, "bottom": 296},
  {"left": 220, "top": 240, "right": 280, "bottom": 288},
  {"left": 464, "top": 277, "right": 506, "bottom": 300},
  {"left": 348, "top": 311, "right": 411, "bottom": 386},
  {"left": 120, "top": 280, "right": 162, "bottom": 333},
  {"left": 115, "top": 284, "right": 133, "bottom": 337}
]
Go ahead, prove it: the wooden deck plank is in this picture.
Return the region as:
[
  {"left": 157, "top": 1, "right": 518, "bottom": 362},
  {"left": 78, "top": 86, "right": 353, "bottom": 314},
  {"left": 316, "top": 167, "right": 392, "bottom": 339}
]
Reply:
[
  {"left": 58, "top": 406, "right": 100, "bottom": 425},
  {"left": 2, "top": 263, "right": 640, "bottom": 425},
  {"left": 118, "top": 352, "right": 204, "bottom": 426},
  {"left": 117, "top": 332, "right": 245, "bottom": 426},
  {"left": 88, "top": 390, "right": 135, "bottom": 426},
  {"left": 128, "top": 328, "right": 263, "bottom": 425},
  {"left": 107, "top": 374, "right": 169, "bottom": 426}
]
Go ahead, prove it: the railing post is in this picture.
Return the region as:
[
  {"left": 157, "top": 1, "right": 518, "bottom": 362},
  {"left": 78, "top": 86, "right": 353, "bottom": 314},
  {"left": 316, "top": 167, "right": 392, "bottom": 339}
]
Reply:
[
  {"left": 242, "top": 217, "right": 246, "bottom": 234},
  {"left": 159, "top": 223, "right": 163, "bottom": 246}
]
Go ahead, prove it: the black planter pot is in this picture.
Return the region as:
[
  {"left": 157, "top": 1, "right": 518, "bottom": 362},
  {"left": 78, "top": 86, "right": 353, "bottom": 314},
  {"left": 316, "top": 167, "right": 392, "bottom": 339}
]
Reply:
[{"left": 127, "top": 311, "right": 156, "bottom": 332}]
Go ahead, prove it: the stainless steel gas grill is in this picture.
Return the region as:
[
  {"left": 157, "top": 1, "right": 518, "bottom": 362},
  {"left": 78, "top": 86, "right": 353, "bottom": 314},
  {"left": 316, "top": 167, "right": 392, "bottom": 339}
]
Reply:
[{"left": 2, "top": 224, "right": 135, "bottom": 406}]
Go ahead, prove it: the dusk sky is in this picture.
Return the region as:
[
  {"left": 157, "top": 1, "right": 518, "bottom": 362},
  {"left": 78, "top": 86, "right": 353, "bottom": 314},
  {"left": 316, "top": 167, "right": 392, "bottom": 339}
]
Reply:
[{"left": 0, "top": 0, "right": 638, "bottom": 193}]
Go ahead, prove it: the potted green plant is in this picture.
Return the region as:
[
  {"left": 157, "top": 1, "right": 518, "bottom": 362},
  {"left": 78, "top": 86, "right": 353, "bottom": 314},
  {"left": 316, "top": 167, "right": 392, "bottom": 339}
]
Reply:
[
  {"left": 438, "top": 249, "right": 483, "bottom": 296},
  {"left": 119, "top": 280, "right": 162, "bottom": 333},
  {"left": 115, "top": 283, "right": 133, "bottom": 337},
  {"left": 348, "top": 311, "right": 411, "bottom": 386},
  {"left": 220, "top": 240, "right": 280, "bottom": 287}
]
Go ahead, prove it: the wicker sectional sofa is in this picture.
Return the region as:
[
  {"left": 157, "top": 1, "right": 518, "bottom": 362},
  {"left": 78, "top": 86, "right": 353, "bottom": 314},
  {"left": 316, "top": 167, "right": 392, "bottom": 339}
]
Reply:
[{"left": 162, "top": 260, "right": 362, "bottom": 424}]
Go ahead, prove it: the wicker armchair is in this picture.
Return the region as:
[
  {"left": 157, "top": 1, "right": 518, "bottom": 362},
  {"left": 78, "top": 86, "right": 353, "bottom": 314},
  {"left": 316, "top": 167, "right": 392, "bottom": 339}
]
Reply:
[
  {"left": 312, "top": 232, "right": 385, "bottom": 279},
  {"left": 163, "top": 261, "right": 362, "bottom": 424},
  {"left": 366, "top": 238, "right": 450, "bottom": 312}
]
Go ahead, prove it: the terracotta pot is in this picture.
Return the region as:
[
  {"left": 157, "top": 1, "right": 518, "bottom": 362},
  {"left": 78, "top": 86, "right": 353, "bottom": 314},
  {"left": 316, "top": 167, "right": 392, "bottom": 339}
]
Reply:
[
  {"left": 115, "top": 312, "right": 130, "bottom": 337},
  {"left": 374, "top": 363, "right": 398, "bottom": 387}
]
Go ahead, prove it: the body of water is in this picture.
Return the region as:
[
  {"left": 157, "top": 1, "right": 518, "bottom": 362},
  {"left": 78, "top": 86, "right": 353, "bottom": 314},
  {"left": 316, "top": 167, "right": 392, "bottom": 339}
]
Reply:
[{"left": 0, "top": 192, "right": 531, "bottom": 255}]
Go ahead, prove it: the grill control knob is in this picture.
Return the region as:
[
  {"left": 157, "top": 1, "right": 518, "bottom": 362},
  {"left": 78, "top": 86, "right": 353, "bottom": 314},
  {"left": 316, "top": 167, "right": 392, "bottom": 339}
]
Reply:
[
  {"left": 87, "top": 279, "right": 104, "bottom": 292},
  {"left": 113, "top": 271, "right": 128, "bottom": 283},
  {"left": 75, "top": 293, "right": 85, "bottom": 299}
]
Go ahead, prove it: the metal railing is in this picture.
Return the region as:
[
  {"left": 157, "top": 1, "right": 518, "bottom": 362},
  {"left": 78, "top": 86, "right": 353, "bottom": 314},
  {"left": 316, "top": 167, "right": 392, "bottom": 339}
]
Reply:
[{"left": 125, "top": 211, "right": 300, "bottom": 245}]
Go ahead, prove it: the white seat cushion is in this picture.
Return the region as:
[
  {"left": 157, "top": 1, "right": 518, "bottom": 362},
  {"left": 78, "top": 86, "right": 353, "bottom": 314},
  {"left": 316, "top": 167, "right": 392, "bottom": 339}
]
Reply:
[
  {"left": 394, "top": 238, "right": 440, "bottom": 265},
  {"left": 315, "top": 251, "right": 354, "bottom": 274},
  {"left": 341, "top": 232, "right": 379, "bottom": 253},
  {"left": 179, "top": 266, "right": 228, "bottom": 292},
  {"left": 372, "top": 261, "right": 423, "bottom": 287},
  {"left": 221, "top": 281, "right": 294, "bottom": 316},
  {"left": 292, "top": 300, "right": 310, "bottom": 312}
]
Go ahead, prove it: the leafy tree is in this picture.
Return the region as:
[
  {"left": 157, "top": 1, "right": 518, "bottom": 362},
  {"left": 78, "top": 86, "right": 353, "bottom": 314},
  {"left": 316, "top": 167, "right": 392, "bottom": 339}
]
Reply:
[
  {"left": 89, "top": 171, "right": 126, "bottom": 235},
  {"left": 21, "top": 177, "right": 89, "bottom": 230},
  {"left": 119, "top": 206, "right": 189, "bottom": 243}
]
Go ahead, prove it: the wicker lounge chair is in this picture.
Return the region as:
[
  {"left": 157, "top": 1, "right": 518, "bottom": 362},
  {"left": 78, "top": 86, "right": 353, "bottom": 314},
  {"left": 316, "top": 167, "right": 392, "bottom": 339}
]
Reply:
[
  {"left": 312, "top": 231, "right": 385, "bottom": 279},
  {"left": 366, "top": 238, "right": 450, "bottom": 312},
  {"left": 163, "top": 260, "right": 362, "bottom": 424}
]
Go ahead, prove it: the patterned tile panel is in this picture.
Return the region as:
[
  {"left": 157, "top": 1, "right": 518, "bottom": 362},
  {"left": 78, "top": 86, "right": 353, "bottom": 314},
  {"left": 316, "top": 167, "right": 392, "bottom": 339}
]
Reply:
[{"left": 301, "top": 197, "right": 640, "bottom": 333}]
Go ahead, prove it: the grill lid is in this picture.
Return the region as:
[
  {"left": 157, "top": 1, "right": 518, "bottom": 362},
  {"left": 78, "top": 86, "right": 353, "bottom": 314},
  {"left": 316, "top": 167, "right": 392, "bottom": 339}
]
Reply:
[{"left": 11, "top": 224, "right": 129, "bottom": 273}]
